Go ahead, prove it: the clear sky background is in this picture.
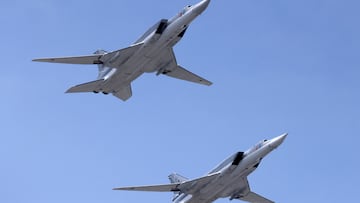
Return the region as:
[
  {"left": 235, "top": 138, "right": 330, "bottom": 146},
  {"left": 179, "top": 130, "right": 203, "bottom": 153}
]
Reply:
[{"left": 1, "top": 0, "right": 359, "bottom": 202}]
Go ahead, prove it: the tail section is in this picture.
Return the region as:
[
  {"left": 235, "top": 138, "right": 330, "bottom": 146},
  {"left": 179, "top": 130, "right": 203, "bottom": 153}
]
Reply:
[
  {"left": 168, "top": 173, "right": 188, "bottom": 201},
  {"left": 97, "top": 63, "right": 112, "bottom": 79},
  {"left": 168, "top": 173, "right": 188, "bottom": 183},
  {"left": 93, "top": 49, "right": 113, "bottom": 79}
]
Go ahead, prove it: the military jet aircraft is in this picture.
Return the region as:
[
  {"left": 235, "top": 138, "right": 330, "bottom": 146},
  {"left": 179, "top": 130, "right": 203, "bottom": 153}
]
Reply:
[
  {"left": 33, "top": 0, "right": 212, "bottom": 101},
  {"left": 113, "top": 133, "right": 287, "bottom": 203}
]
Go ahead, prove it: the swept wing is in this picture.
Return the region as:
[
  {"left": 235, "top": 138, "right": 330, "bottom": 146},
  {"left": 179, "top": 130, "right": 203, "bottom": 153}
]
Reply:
[
  {"left": 239, "top": 191, "right": 274, "bottom": 203},
  {"left": 113, "top": 183, "right": 179, "bottom": 192},
  {"left": 32, "top": 54, "right": 103, "bottom": 64},
  {"left": 32, "top": 43, "right": 144, "bottom": 67},
  {"left": 231, "top": 178, "right": 274, "bottom": 203},
  {"left": 113, "top": 172, "right": 220, "bottom": 194},
  {"left": 159, "top": 49, "right": 212, "bottom": 86},
  {"left": 100, "top": 43, "right": 143, "bottom": 68}
]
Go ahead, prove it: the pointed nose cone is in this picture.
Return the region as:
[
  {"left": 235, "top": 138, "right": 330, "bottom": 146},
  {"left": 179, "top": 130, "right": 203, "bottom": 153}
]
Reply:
[
  {"left": 268, "top": 133, "right": 288, "bottom": 149},
  {"left": 193, "top": 0, "right": 211, "bottom": 15}
]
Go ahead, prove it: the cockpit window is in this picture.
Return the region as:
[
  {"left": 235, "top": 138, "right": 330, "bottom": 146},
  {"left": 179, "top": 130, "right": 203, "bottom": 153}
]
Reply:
[
  {"left": 255, "top": 142, "right": 263, "bottom": 150},
  {"left": 245, "top": 141, "right": 265, "bottom": 155},
  {"left": 179, "top": 5, "right": 192, "bottom": 16},
  {"left": 168, "top": 5, "right": 192, "bottom": 23}
]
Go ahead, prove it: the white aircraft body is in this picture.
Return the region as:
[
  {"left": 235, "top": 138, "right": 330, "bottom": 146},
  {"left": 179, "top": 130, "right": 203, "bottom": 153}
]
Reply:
[
  {"left": 33, "top": 0, "right": 212, "bottom": 101},
  {"left": 114, "top": 134, "right": 287, "bottom": 203}
]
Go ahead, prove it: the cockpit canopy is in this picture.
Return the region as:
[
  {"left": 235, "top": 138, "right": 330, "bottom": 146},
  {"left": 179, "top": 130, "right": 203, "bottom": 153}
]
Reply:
[
  {"left": 180, "top": 5, "right": 192, "bottom": 16},
  {"left": 168, "top": 5, "right": 193, "bottom": 24},
  {"left": 244, "top": 140, "right": 267, "bottom": 155}
]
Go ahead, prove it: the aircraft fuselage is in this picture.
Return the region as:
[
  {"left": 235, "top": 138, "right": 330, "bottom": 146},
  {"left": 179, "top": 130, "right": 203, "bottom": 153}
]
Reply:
[
  {"left": 33, "top": 0, "right": 212, "bottom": 101},
  {"left": 173, "top": 134, "right": 287, "bottom": 203},
  {"left": 99, "top": 0, "right": 211, "bottom": 93},
  {"left": 113, "top": 133, "right": 286, "bottom": 202}
]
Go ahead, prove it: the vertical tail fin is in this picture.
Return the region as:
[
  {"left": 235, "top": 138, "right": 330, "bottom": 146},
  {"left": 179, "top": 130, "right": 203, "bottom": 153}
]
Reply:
[
  {"left": 168, "top": 173, "right": 188, "bottom": 201},
  {"left": 93, "top": 49, "right": 111, "bottom": 79},
  {"left": 168, "top": 173, "right": 188, "bottom": 183}
]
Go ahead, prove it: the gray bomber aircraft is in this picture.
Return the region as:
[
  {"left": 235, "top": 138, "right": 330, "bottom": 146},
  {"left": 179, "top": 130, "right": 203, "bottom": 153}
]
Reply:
[
  {"left": 113, "top": 133, "right": 287, "bottom": 203},
  {"left": 33, "top": 0, "right": 212, "bottom": 101}
]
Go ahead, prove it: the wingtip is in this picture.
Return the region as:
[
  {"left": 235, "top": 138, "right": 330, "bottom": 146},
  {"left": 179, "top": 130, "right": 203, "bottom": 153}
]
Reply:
[
  {"left": 32, "top": 58, "right": 58, "bottom": 63},
  {"left": 199, "top": 80, "right": 212, "bottom": 86},
  {"left": 65, "top": 87, "right": 75, "bottom": 93},
  {"left": 113, "top": 187, "right": 126, "bottom": 190}
]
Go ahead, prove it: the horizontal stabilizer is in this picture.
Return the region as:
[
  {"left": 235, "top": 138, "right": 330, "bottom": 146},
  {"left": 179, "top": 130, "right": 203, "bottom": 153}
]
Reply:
[
  {"left": 113, "top": 84, "right": 132, "bottom": 101},
  {"left": 32, "top": 54, "right": 103, "bottom": 64},
  {"left": 163, "top": 65, "right": 212, "bottom": 86},
  {"left": 113, "top": 183, "right": 180, "bottom": 192},
  {"left": 66, "top": 79, "right": 104, "bottom": 93},
  {"left": 239, "top": 191, "right": 274, "bottom": 203}
]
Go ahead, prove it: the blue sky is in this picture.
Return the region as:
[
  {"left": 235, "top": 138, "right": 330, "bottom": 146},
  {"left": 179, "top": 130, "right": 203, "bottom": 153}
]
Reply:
[{"left": 1, "top": 0, "right": 359, "bottom": 202}]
